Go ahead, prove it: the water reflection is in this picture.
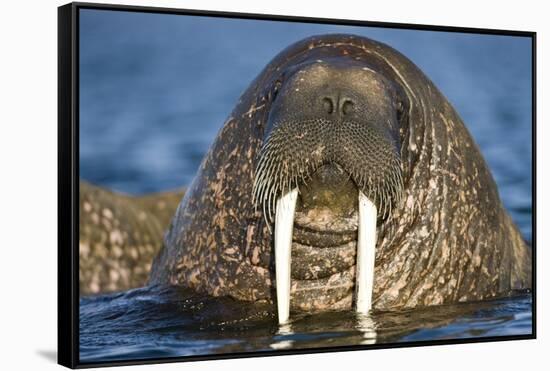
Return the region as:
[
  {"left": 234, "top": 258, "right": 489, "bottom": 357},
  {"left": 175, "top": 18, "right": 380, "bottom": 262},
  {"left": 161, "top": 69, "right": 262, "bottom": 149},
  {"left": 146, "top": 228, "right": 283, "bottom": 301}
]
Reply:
[
  {"left": 270, "top": 323, "right": 295, "bottom": 350},
  {"left": 357, "top": 314, "right": 377, "bottom": 345}
]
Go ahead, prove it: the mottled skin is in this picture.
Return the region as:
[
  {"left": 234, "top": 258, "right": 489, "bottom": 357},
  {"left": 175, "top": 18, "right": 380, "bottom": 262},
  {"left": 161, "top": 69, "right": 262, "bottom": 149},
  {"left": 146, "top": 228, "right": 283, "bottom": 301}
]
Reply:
[
  {"left": 145, "top": 34, "right": 531, "bottom": 313},
  {"left": 79, "top": 180, "right": 184, "bottom": 295}
]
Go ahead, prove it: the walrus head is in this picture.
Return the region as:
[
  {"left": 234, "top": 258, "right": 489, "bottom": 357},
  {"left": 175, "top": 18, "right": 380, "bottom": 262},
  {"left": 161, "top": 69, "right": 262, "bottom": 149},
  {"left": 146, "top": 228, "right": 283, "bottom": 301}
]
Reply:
[{"left": 253, "top": 58, "right": 407, "bottom": 322}]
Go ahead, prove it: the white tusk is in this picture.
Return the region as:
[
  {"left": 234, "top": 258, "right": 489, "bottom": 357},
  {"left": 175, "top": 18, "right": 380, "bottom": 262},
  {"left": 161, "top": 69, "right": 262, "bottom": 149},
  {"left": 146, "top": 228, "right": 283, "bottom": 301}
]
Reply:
[
  {"left": 356, "top": 191, "right": 377, "bottom": 314},
  {"left": 275, "top": 188, "right": 299, "bottom": 324}
]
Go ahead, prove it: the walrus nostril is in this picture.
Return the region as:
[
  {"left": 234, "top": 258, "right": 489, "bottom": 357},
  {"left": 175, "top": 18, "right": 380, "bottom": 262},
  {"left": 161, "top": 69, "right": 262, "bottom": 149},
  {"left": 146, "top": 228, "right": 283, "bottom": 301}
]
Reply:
[
  {"left": 322, "top": 97, "right": 334, "bottom": 114},
  {"left": 341, "top": 99, "right": 354, "bottom": 115},
  {"left": 322, "top": 96, "right": 354, "bottom": 116}
]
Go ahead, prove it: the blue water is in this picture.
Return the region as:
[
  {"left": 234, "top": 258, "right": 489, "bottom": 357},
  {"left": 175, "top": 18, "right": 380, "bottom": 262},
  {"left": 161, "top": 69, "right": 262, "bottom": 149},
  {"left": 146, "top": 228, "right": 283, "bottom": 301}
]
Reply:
[
  {"left": 78, "top": 9, "right": 533, "bottom": 363},
  {"left": 79, "top": 286, "right": 532, "bottom": 363}
]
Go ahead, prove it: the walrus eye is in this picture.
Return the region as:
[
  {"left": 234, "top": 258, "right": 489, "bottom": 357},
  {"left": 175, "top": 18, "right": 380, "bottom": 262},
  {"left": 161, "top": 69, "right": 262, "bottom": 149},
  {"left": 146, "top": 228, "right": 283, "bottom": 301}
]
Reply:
[
  {"left": 396, "top": 100, "right": 405, "bottom": 122},
  {"left": 272, "top": 79, "right": 283, "bottom": 100}
]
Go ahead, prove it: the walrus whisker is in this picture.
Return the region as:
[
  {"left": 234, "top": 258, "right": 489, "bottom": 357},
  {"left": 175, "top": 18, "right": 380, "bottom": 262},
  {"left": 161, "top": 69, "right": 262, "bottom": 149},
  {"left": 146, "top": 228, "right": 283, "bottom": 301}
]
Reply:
[
  {"left": 253, "top": 174, "right": 268, "bottom": 211},
  {"left": 267, "top": 182, "right": 277, "bottom": 223},
  {"left": 264, "top": 187, "right": 275, "bottom": 223},
  {"left": 253, "top": 163, "right": 273, "bottom": 201},
  {"left": 258, "top": 178, "right": 269, "bottom": 206},
  {"left": 253, "top": 173, "right": 268, "bottom": 208},
  {"left": 254, "top": 160, "right": 270, "bottom": 187},
  {"left": 383, "top": 186, "right": 390, "bottom": 218},
  {"left": 387, "top": 192, "right": 393, "bottom": 218}
]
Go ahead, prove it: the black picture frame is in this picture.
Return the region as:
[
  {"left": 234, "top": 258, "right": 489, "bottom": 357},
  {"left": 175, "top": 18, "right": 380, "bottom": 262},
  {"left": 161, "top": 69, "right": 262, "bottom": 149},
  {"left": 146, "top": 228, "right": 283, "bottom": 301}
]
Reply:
[{"left": 58, "top": 2, "right": 537, "bottom": 368}]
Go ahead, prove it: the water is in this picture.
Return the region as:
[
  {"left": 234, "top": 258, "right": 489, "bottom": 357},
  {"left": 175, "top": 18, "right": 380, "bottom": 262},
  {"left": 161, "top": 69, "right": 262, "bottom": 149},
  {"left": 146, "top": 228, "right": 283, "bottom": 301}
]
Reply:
[
  {"left": 79, "top": 286, "right": 532, "bottom": 363},
  {"left": 78, "top": 9, "right": 533, "bottom": 363}
]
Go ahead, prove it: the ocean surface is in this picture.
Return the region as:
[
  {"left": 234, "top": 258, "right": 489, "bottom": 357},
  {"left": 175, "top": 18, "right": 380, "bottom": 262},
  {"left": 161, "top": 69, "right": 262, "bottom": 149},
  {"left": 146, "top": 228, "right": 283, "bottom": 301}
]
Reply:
[
  {"left": 78, "top": 9, "right": 533, "bottom": 364},
  {"left": 80, "top": 286, "right": 532, "bottom": 363}
]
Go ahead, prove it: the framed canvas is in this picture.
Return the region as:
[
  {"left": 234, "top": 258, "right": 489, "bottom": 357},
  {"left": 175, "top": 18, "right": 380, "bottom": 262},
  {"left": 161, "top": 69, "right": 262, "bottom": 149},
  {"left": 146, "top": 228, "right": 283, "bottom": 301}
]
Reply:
[{"left": 58, "top": 2, "right": 536, "bottom": 368}]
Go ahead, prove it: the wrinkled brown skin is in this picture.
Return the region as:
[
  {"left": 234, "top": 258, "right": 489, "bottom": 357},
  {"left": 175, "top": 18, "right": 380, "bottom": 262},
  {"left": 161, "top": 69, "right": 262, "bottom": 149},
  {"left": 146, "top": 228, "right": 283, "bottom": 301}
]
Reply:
[
  {"left": 79, "top": 180, "right": 184, "bottom": 295},
  {"left": 149, "top": 34, "right": 531, "bottom": 311}
]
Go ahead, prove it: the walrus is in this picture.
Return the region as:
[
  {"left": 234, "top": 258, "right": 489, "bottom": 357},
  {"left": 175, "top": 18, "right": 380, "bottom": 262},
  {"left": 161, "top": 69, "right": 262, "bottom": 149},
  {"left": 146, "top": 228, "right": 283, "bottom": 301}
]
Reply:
[
  {"left": 80, "top": 34, "right": 531, "bottom": 324},
  {"left": 142, "top": 34, "right": 531, "bottom": 324},
  {"left": 79, "top": 180, "right": 184, "bottom": 295}
]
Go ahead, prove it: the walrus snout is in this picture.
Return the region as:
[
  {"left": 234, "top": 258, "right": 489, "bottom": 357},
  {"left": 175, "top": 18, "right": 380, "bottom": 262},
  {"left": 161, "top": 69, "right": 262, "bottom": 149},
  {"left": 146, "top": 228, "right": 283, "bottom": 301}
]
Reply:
[{"left": 254, "top": 58, "right": 404, "bottom": 225}]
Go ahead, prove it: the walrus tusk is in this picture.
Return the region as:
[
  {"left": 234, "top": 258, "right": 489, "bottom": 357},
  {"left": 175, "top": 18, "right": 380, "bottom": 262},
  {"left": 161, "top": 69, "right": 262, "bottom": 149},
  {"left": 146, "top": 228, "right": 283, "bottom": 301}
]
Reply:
[
  {"left": 275, "top": 187, "right": 299, "bottom": 324},
  {"left": 275, "top": 189, "right": 375, "bottom": 323},
  {"left": 356, "top": 191, "right": 377, "bottom": 313}
]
